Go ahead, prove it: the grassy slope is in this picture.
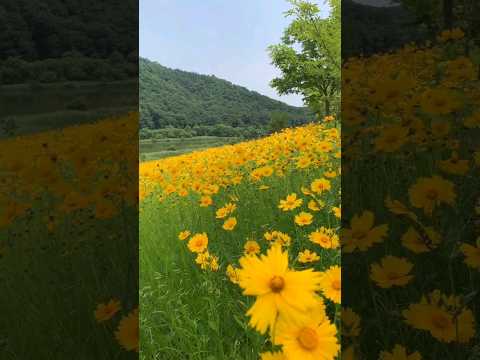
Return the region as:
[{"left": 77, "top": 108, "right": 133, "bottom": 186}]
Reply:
[{"left": 139, "top": 155, "right": 340, "bottom": 359}]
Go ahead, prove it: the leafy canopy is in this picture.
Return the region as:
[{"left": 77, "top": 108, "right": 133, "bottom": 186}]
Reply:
[{"left": 269, "top": 0, "right": 340, "bottom": 117}]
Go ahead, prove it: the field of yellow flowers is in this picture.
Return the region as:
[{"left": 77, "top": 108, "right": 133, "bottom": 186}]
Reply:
[
  {"left": 140, "top": 121, "right": 341, "bottom": 359},
  {"left": 342, "top": 29, "right": 480, "bottom": 359},
  {"left": 0, "top": 114, "right": 139, "bottom": 359}
]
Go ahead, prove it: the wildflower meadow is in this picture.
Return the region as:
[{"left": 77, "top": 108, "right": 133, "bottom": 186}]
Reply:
[
  {"left": 342, "top": 29, "right": 480, "bottom": 359},
  {"left": 0, "top": 114, "right": 139, "bottom": 358},
  {"left": 140, "top": 120, "right": 341, "bottom": 359}
]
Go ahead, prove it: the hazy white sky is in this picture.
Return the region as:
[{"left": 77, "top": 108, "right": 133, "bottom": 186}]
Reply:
[{"left": 140, "top": 0, "right": 328, "bottom": 107}]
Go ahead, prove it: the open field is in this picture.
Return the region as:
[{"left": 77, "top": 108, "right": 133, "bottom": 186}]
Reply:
[
  {"left": 140, "top": 123, "right": 341, "bottom": 359},
  {"left": 140, "top": 136, "right": 241, "bottom": 161}
]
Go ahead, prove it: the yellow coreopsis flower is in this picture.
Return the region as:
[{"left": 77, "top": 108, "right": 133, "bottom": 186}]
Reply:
[
  {"left": 199, "top": 195, "right": 213, "bottom": 207},
  {"left": 341, "top": 210, "right": 388, "bottom": 252},
  {"left": 187, "top": 233, "right": 209, "bottom": 253},
  {"left": 296, "top": 156, "right": 312, "bottom": 169},
  {"left": 310, "top": 178, "right": 331, "bottom": 194},
  {"left": 401, "top": 226, "right": 441, "bottom": 253},
  {"left": 222, "top": 217, "right": 237, "bottom": 231},
  {"left": 237, "top": 245, "right": 322, "bottom": 334},
  {"left": 308, "top": 199, "right": 323, "bottom": 212},
  {"left": 215, "top": 207, "right": 229, "bottom": 219},
  {"left": 224, "top": 202, "right": 237, "bottom": 213},
  {"left": 369, "top": 256, "right": 414, "bottom": 288},
  {"left": 226, "top": 264, "right": 241, "bottom": 284},
  {"left": 278, "top": 193, "right": 303, "bottom": 211},
  {"left": 319, "top": 265, "right": 341, "bottom": 304},
  {"left": 195, "top": 251, "right": 211, "bottom": 270},
  {"left": 298, "top": 249, "right": 320, "bottom": 263},
  {"left": 295, "top": 212, "right": 313, "bottom": 226},
  {"left": 408, "top": 175, "right": 456, "bottom": 216},
  {"left": 309, "top": 227, "right": 339, "bottom": 249},
  {"left": 403, "top": 291, "right": 475, "bottom": 343},
  {"left": 244, "top": 240, "right": 261, "bottom": 256},
  {"left": 274, "top": 298, "right": 339, "bottom": 360},
  {"left": 324, "top": 170, "right": 337, "bottom": 178}
]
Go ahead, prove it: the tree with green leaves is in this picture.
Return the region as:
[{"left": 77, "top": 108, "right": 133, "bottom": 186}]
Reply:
[{"left": 269, "top": 0, "right": 340, "bottom": 119}]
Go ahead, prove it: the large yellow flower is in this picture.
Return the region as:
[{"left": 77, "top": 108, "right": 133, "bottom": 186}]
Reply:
[
  {"left": 274, "top": 299, "right": 339, "bottom": 360},
  {"left": 408, "top": 175, "right": 456, "bottom": 216},
  {"left": 237, "top": 245, "right": 322, "bottom": 334}
]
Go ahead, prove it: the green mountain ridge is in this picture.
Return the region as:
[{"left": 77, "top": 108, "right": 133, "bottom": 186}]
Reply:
[{"left": 140, "top": 57, "right": 312, "bottom": 130}]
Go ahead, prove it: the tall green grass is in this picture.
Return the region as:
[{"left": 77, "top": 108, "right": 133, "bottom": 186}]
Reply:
[{"left": 140, "top": 163, "right": 340, "bottom": 359}]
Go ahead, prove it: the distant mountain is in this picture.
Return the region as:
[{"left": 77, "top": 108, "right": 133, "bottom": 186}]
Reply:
[{"left": 140, "top": 58, "right": 312, "bottom": 129}]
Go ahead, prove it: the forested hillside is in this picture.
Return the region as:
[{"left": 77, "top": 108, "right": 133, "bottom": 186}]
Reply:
[
  {"left": 140, "top": 58, "right": 311, "bottom": 130},
  {"left": 0, "top": 0, "right": 137, "bottom": 83}
]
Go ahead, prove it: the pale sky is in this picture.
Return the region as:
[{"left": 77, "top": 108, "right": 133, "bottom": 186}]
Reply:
[{"left": 140, "top": 0, "right": 329, "bottom": 107}]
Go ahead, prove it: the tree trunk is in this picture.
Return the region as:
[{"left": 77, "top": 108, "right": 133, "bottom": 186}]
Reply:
[{"left": 324, "top": 98, "right": 330, "bottom": 116}]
